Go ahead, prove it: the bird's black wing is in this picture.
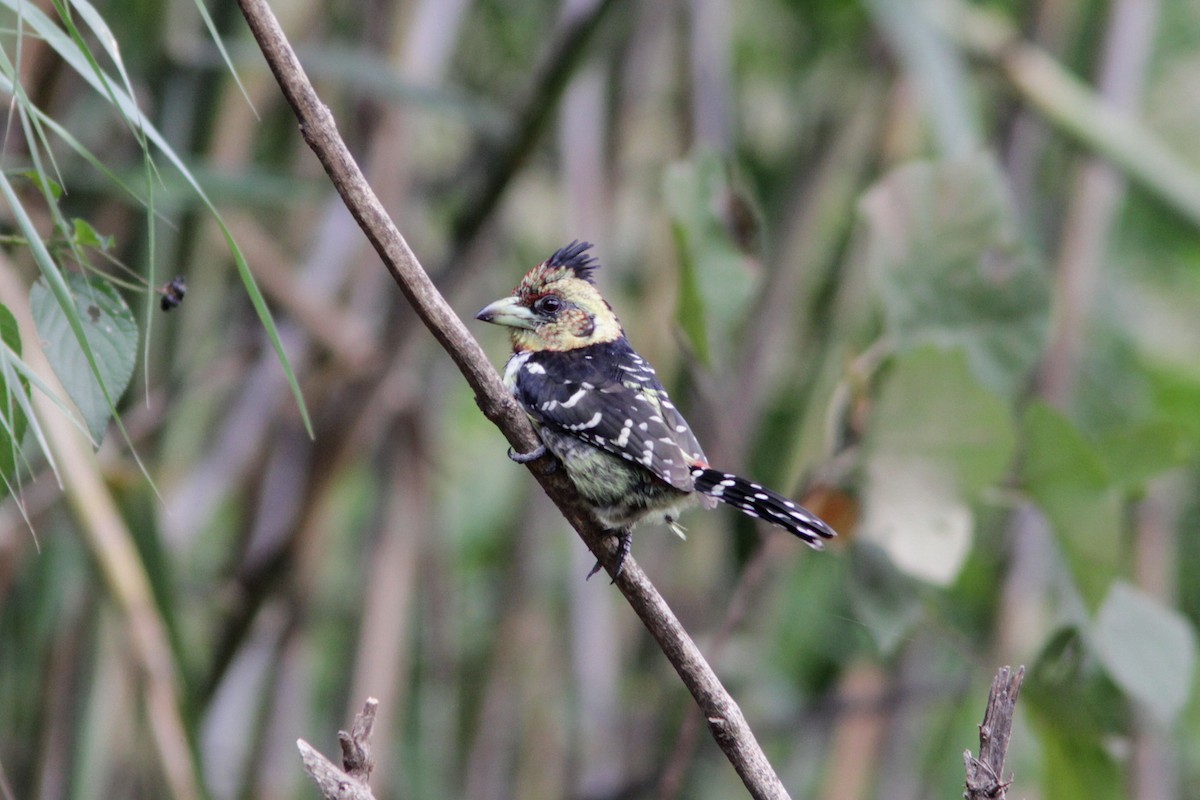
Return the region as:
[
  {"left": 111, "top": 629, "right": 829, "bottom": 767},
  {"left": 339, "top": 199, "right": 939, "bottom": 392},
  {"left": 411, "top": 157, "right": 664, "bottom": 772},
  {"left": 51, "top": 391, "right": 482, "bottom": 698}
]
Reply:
[{"left": 514, "top": 339, "right": 707, "bottom": 491}]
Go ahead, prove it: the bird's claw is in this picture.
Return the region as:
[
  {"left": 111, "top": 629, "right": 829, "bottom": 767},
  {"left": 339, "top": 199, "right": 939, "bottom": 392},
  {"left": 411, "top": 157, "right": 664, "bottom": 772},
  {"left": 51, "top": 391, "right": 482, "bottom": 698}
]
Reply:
[
  {"left": 507, "top": 444, "right": 547, "bottom": 464},
  {"left": 586, "top": 529, "right": 632, "bottom": 583}
]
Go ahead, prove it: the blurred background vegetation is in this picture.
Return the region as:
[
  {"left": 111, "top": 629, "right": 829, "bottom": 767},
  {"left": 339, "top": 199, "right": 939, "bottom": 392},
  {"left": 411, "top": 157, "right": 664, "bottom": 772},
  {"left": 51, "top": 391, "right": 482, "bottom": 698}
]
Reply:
[{"left": 1, "top": 0, "right": 1200, "bottom": 797}]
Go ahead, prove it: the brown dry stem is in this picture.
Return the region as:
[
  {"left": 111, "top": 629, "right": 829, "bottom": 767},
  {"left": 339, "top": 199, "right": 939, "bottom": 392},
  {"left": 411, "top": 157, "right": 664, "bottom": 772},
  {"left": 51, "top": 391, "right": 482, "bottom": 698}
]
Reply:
[
  {"left": 964, "top": 665, "right": 1025, "bottom": 800},
  {"left": 298, "top": 698, "right": 379, "bottom": 800}
]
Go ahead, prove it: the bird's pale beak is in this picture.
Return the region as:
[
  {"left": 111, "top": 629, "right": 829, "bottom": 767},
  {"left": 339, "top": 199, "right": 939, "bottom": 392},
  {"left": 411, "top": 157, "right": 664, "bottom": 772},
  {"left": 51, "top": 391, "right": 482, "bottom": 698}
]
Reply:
[{"left": 475, "top": 296, "right": 538, "bottom": 330}]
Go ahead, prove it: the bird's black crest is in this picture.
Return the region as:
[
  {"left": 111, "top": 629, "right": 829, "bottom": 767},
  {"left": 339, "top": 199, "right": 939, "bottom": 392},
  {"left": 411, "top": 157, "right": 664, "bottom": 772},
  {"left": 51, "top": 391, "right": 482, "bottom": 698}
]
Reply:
[{"left": 546, "top": 240, "right": 598, "bottom": 283}]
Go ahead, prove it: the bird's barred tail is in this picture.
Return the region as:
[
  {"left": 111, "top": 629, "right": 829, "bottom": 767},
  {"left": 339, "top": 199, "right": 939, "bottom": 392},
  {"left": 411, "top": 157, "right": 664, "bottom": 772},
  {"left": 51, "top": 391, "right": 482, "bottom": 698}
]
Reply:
[{"left": 691, "top": 468, "right": 836, "bottom": 548}]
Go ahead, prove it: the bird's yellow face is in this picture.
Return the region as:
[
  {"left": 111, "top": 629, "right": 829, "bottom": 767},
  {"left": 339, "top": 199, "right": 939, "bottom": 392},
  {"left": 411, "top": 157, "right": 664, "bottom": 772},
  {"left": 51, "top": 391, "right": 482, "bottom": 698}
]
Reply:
[{"left": 476, "top": 258, "right": 622, "bottom": 352}]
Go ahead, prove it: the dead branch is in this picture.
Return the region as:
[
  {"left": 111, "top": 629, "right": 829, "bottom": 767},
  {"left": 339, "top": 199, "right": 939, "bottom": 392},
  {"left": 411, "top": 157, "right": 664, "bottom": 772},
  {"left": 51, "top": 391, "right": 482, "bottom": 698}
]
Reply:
[
  {"left": 297, "top": 698, "right": 378, "bottom": 800},
  {"left": 964, "top": 665, "right": 1025, "bottom": 800}
]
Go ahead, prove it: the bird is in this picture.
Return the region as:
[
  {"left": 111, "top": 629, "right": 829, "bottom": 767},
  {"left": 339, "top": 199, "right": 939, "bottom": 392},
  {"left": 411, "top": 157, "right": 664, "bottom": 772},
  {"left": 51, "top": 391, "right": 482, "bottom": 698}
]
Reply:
[{"left": 475, "top": 241, "right": 836, "bottom": 578}]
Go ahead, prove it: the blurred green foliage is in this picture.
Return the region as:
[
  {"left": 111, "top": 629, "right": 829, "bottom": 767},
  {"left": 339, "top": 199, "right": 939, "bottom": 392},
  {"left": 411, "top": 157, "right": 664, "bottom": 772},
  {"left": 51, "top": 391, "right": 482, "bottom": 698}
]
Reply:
[{"left": 0, "top": 0, "right": 1199, "bottom": 799}]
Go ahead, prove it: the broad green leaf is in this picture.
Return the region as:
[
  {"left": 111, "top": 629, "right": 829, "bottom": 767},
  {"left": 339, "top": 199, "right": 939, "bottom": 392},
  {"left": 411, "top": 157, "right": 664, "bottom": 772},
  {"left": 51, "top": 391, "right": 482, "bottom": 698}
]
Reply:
[
  {"left": 31, "top": 274, "right": 137, "bottom": 443},
  {"left": 857, "top": 154, "right": 1050, "bottom": 397},
  {"left": 665, "top": 150, "right": 761, "bottom": 364},
  {"left": 1093, "top": 581, "right": 1196, "bottom": 725},
  {"left": 1026, "top": 626, "right": 1126, "bottom": 738},
  {"left": 0, "top": 165, "right": 118, "bottom": 461},
  {"left": 860, "top": 347, "right": 1015, "bottom": 584},
  {"left": 868, "top": 348, "right": 1015, "bottom": 495},
  {"left": 1022, "top": 403, "right": 1120, "bottom": 608}
]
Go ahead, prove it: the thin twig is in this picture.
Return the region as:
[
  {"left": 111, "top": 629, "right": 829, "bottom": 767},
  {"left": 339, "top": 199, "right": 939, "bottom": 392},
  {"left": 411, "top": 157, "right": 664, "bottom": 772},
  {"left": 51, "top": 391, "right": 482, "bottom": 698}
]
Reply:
[
  {"left": 298, "top": 698, "right": 379, "bottom": 800},
  {"left": 964, "top": 665, "right": 1024, "bottom": 800},
  {"left": 233, "top": 0, "right": 790, "bottom": 796}
]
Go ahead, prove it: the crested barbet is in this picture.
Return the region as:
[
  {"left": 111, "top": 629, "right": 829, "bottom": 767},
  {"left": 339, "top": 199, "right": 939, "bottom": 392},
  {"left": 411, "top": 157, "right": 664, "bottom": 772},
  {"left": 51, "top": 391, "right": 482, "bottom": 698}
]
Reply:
[{"left": 476, "top": 241, "right": 836, "bottom": 578}]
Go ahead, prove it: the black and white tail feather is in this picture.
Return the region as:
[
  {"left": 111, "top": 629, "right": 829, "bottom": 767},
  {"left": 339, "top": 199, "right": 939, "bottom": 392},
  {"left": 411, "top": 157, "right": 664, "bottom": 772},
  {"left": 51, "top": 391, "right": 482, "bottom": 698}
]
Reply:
[{"left": 691, "top": 467, "right": 835, "bottom": 547}]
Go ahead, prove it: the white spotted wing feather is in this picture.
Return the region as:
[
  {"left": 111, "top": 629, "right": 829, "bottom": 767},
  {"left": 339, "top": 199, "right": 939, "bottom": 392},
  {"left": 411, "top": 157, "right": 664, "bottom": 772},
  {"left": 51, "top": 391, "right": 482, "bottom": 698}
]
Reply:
[{"left": 511, "top": 339, "right": 707, "bottom": 491}]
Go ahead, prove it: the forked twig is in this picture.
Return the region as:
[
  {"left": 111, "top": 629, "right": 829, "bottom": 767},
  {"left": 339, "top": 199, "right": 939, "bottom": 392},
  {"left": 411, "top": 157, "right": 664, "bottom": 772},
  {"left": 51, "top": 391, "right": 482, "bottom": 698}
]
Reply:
[
  {"left": 964, "top": 665, "right": 1025, "bottom": 800},
  {"left": 297, "top": 698, "right": 379, "bottom": 800}
]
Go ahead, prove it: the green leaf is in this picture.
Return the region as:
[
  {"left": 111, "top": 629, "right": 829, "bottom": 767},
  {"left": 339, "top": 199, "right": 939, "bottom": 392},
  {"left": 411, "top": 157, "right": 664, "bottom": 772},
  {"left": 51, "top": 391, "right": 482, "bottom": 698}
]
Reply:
[
  {"left": 1147, "top": 365, "right": 1200, "bottom": 444},
  {"left": 71, "top": 218, "right": 112, "bottom": 252},
  {"left": 19, "top": 169, "right": 62, "bottom": 200},
  {"left": 1036, "top": 721, "right": 1123, "bottom": 800},
  {"left": 31, "top": 273, "right": 137, "bottom": 443},
  {"left": 1026, "top": 626, "right": 1126, "bottom": 737},
  {"left": 869, "top": 348, "right": 1015, "bottom": 495},
  {"left": 1096, "top": 420, "right": 1195, "bottom": 488},
  {"left": 1022, "top": 403, "right": 1121, "bottom": 608},
  {"left": 1024, "top": 625, "right": 1125, "bottom": 800},
  {"left": 0, "top": 0, "right": 311, "bottom": 437},
  {"left": 0, "top": 304, "right": 28, "bottom": 492},
  {"left": 1093, "top": 581, "right": 1196, "bottom": 725},
  {"left": 860, "top": 347, "right": 1015, "bottom": 584},
  {"left": 665, "top": 150, "right": 761, "bottom": 365},
  {"left": 857, "top": 154, "right": 1050, "bottom": 397}
]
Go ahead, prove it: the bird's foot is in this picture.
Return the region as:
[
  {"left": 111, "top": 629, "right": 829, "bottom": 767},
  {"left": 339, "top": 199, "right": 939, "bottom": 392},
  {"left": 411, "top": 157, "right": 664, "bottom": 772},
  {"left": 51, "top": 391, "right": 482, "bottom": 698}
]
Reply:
[
  {"left": 587, "top": 528, "right": 632, "bottom": 582},
  {"left": 507, "top": 444, "right": 550, "bottom": 468},
  {"left": 508, "top": 448, "right": 559, "bottom": 472}
]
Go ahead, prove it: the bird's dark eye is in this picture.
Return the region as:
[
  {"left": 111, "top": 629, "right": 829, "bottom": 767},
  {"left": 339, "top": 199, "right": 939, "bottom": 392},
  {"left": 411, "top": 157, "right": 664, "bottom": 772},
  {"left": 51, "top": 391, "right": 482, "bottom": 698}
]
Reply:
[{"left": 535, "top": 295, "right": 563, "bottom": 315}]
